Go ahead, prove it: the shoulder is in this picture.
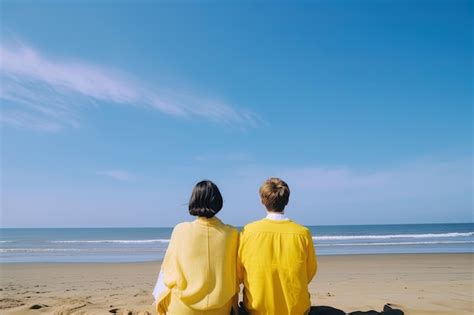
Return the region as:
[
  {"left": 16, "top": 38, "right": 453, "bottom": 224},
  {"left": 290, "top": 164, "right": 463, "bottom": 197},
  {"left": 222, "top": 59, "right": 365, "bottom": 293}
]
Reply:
[
  {"left": 174, "top": 221, "right": 191, "bottom": 229},
  {"left": 221, "top": 222, "right": 239, "bottom": 236},
  {"left": 287, "top": 220, "right": 312, "bottom": 235},
  {"left": 171, "top": 221, "right": 192, "bottom": 234},
  {"left": 241, "top": 219, "right": 266, "bottom": 233}
]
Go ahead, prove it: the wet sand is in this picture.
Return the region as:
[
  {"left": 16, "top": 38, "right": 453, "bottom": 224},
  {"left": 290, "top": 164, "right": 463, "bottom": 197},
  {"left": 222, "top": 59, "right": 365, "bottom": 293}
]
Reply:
[{"left": 1, "top": 253, "right": 472, "bottom": 314}]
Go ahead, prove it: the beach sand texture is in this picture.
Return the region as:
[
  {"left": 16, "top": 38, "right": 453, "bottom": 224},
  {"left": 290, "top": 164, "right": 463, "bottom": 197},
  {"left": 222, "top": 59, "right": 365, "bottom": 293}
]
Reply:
[{"left": 0, "top": 254, "right": 472, "bottom": 315}]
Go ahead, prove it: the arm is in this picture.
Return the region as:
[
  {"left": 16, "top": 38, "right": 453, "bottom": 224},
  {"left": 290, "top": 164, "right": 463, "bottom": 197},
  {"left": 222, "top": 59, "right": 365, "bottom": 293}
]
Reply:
[
  {"left": 155, "top": 225, "right": 180, "bottom": 314},
  {"left": 306, "top": 229, "right": 317, "bottom": 282},
  {"left": 152, "top": 268, "right": 167, "bottom": 300},
  {"left": 233, "top": 230, "right": 243, "bottom": 315},
  {"left": 236, "top": 229, "right": 245, "bottom": 284}
]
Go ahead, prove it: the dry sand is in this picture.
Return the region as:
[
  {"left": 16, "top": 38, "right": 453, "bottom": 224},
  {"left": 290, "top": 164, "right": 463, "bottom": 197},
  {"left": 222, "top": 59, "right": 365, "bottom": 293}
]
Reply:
[{"left": 0, "top": 253, "right": 472, "bottom": 315}]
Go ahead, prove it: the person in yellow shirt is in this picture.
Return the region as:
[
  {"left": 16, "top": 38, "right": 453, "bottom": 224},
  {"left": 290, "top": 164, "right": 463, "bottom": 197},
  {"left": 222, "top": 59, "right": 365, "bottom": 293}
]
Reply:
[
  {"left": 238, "top": 177, "right": 317, "bottom": 315},
  {"left": 155, "top": 180, "right": 239, "bottom": 315}
]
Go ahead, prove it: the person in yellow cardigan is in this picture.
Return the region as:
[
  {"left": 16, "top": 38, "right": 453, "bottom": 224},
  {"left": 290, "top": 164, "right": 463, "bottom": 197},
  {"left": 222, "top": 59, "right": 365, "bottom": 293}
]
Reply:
[
  {"left": 237, "top": 177, "right": 317, "bottom": 315},
  {"left": 154, "top": 180, "right": 239, "bottom": 315}
]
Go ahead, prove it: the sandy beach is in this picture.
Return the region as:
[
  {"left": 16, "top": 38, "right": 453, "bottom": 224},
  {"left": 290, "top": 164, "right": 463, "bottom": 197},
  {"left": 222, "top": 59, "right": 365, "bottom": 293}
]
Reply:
[{"left": 0, "top": 253, "right": 472, "bottom": 315}]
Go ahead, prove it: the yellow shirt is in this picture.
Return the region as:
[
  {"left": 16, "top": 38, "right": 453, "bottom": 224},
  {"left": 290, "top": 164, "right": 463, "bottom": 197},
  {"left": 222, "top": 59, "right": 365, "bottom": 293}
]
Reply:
[
  {"left": 156, "top": 217, "right": 239, "bottom": 314},
  {"left": 237, "top": 218, "right": 317, "bottom": 315}
]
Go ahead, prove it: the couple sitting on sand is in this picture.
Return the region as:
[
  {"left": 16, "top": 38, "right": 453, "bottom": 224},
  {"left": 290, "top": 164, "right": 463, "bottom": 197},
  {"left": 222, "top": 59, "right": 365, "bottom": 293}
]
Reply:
[{"left": 152, "top": 177, "right": 317, "bottom": 315}]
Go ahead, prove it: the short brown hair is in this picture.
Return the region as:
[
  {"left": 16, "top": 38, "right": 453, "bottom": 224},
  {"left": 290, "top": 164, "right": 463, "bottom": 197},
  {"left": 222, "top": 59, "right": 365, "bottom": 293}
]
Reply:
[{"left": 259, "top": 177, "right": 290, "bottom": 212}]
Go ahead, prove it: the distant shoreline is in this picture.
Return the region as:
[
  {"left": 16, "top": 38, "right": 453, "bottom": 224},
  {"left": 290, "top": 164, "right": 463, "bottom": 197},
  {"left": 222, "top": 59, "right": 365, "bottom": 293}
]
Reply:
[
  {"left": 2, "top": 222, "right": 473, "bottom": 229},
  {"left": 1, "top": 251, "right": 473, "bottom": 265}
]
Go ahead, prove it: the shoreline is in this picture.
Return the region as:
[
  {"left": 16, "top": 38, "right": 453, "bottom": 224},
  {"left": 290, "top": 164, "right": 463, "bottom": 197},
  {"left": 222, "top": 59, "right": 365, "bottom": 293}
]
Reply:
[
  {"left": 1, "top": 253, "right": 472, "bottom": 314},
  {"left": 2, "top": 251, "right": 472, "bottom": 265}
]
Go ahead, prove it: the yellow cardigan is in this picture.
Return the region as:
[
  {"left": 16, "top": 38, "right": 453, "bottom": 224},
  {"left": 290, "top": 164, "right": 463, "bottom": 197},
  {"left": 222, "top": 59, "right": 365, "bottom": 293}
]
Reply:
[
  {"left": 237, "top": 219, "right": 317, "bottom": 315},
  {"left": 156, "top": 217, "right": 239, "bottom": 314}
]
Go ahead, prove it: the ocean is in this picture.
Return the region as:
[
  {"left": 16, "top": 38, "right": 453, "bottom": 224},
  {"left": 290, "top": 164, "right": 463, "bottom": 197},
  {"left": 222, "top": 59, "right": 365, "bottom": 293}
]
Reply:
[{"left": 1, "top": 223, "right": 472, "bottom": 263}]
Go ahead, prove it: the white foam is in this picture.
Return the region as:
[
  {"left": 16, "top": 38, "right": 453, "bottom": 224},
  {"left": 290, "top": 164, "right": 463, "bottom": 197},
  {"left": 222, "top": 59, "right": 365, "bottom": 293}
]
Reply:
[
  {"left": 0, "top": 248, "right": 166, "bottom": 253},
  {"left": 313, "top": 232, "right": 473, "bottom": 241},
  {"left": 51, "top": 239, "right": 170, "bottom": 244},
  {"left": 0, "top": 248, "right": 82, "bottom": 253},
  {"left": 50, "top": 232, "right": 473, "bottom": 244},
  {"left": 316, "top": 240, "right": 474, "bottom": 247}
]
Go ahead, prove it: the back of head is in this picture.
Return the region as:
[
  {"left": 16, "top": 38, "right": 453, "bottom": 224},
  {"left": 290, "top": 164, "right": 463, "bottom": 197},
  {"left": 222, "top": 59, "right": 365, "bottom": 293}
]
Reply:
[
  {"left": 188, "top": 180, "right": 223, "bottom": 218},
  {"left": 259, "top": 177, "right": 290, "bottom": 213}
]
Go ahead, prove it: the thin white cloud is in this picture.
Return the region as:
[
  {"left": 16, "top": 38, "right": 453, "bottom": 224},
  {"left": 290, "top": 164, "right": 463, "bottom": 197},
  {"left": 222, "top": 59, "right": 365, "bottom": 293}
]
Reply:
[
  {"left": 232, "top": 156, "right": 472, "bottom": 223},
  {"left": 239, "top": 157, "right": 471, "bottom": 198},
  {"left": 96, "top": 170, "right": 138, "bottom": 182},
  {"left": 0, "top": 41, "right": 259, "bottom": 131},
  {"left": 0, "top": 109, "right": 64, "bottom": 132}
]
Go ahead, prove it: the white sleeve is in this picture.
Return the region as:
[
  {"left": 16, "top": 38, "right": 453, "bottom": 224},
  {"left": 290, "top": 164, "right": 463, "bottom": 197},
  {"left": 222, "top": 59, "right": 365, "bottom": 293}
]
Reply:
[{"left": 152, "top": 269, "right": 167, "bottom": 300}]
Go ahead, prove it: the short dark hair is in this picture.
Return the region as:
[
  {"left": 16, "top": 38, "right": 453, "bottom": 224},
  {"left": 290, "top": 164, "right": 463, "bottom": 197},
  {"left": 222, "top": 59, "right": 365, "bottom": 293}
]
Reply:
[
  {"left": 188, "top": 180, "right": 223, "bottom": 218},
  {"left": 259, "top": 177, "right": 290, "bottom": 213}
]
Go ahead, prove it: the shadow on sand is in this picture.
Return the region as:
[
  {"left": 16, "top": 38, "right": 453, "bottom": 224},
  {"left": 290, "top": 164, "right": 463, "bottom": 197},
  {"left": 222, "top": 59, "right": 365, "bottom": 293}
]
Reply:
[{"left": 236, "top": 303, "right": 404, "bottom": 315}]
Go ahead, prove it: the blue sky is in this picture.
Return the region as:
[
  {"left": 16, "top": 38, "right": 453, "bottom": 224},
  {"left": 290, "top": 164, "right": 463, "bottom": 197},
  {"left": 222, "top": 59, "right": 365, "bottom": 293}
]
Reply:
[{"left": 1, "top": 1, "right": 472, "bottom": 227}]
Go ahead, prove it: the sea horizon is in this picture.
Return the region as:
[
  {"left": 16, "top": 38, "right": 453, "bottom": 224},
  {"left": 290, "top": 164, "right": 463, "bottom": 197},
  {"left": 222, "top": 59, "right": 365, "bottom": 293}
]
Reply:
[{"left": 2, "top": 221, "right": 473, "bottom": 229}]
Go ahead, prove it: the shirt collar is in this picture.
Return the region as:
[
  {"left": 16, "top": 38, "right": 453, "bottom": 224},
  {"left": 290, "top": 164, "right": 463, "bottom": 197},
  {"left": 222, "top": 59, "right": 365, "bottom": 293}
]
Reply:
[{"left": 266, "top": 212, "right": 289, "bottom": 221}]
